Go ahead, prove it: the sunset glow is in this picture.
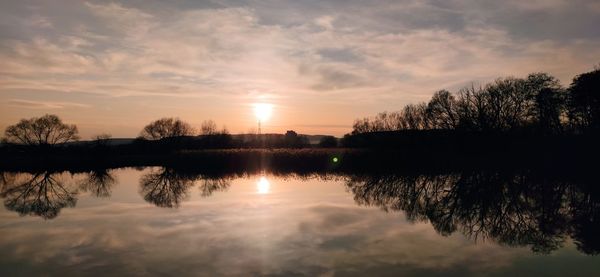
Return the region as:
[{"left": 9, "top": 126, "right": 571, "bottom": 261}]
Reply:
[
  {"left": 254, "top": 103, "right": 273, "bottom": 122},
  {"left": 1, "top": 1, "right": 598, "bottom": 138}
]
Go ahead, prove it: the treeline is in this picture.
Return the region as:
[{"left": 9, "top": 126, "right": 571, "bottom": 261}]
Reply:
[
  {"left": 0, "top": 115, "right": 333, "bottom": 151},
  {"left": 350, "top": 68, "right": 600, "bottom": 135}
]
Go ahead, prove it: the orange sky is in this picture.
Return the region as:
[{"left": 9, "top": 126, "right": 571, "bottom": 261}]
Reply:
[{"left": 1, "top": 0, "right": 600, "bottom": 138}]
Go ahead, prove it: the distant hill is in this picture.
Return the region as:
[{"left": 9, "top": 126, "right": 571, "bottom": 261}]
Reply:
[
  {"left": 230, "top": 134, "right": 334, "bottom": 145},
  {"left": 64, "top": 138, "right": 136, "bottom": 146},
  {"left": 66, "top": 134, "right": 336, "bottom": 146}
]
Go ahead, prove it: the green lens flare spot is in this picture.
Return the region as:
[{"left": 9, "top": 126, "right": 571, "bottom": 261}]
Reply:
[{"left": 332, "top": 157, "right": 339, "bottom": 163}]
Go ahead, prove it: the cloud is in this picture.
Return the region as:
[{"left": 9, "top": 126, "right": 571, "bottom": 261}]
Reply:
[
  {"left": 7, "top": 99, "right": 90, "bottom": 109},
  {"left": 0, "top": 0, "right": 599, "bottom": 136}
]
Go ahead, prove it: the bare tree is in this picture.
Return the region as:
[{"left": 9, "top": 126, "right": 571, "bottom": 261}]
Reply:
[
  {"left": 456, "top": 85, "right": 488, "bottom": 131},
  {"left": 427, "top": 90, "right": 458, "bottom": 129},
  {"left": 93, "top": 133, "right": 112, "bottom": 141},
  {"left": 400, "top": 103, "right": 430, "bottom": 130},
  {"left": 200, "top": 120, "right": 217, "bottom": 135},
  {"left": 3, "top": 114, "right": 79, "bottom": 145},
  {"left": 567, "top": 68, "right": 600, "bottom": 132},
  {"left": 350, "top": 72, "right": 568, "bottom": 134},
  {"left": 139, "top": 118, "right": 195, "bottom": 140},
  {"left": 92, "top": 133, "right": 112, "bottom": 147},
  {"left": 351, "top": 112, "right": 405, "bottom": 134}
]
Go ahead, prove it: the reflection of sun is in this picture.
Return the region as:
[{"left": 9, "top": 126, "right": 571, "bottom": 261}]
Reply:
[
  {"left": 256, "top": 176, "right": 270, "bottom": 194},
  {"left": 254, "top": 103, "right": 273, "bottom": 122}
]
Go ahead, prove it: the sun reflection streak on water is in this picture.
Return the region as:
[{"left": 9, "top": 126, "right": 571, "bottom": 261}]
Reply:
[{"left": 256, "top": 176, "right": 270, "bottom": 194}]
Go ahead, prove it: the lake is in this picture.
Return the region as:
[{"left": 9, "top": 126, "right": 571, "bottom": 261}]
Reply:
[{"left": 1, "top": 167, "right": 599, "bottom": 276}]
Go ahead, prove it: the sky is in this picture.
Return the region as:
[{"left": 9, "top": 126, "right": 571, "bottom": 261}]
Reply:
[{"left": 1, "top": 0, "right": 599, "bottom": 138}]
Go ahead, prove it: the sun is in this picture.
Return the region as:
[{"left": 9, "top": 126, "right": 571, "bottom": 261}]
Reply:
[{"left": 254, "top": 103, "right": 273, "bottom": 122}]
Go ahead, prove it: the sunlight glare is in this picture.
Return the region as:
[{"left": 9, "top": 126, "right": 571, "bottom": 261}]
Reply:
[
  {"left": 256, "top": 176, "right": 270, "bottom": 194},
  {"left": 254, "top": 103, "right": 273, "bottom": 122}
]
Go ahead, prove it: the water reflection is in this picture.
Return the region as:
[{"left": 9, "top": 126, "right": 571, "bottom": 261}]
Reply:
[
  {"left": 0, "top": 168, "right": 598, "bottom": 256},
  {"left": 0, "top": 172, "right": 77, "bottom": 219},
  {"left": 139, "top": 168, "right": 195, "bottom": 208},
  {"left": 79, "top": 170, "right": 117, "bottom": 198},
  {"left": 139, "top": 168, "right": 232, "bottom": 207},
  {"left": 256, "top": 176, "right": 270, "bottom": 194},
  {"left": 199, "top": 177, "right": 230, "bottom": 197},
  {"left": 346, "top": 172, "right": 600, "bottom": 255}
]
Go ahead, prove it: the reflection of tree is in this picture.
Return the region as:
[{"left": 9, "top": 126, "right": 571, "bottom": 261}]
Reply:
[
  {"left": 79, "top": 170, "right": 116, "bottom": 198},
  {"left": 569, "top": 184, "right": 600, "bottom": 255},
  {"left": 0, "top": 172, "right": 17, "bottom": 193},
  {"left": 0, "top": 172, "right": 77, "bottom": 219},
  {"left": 199, "top": 178, "right": 230, "bottom": 197},
  {"left": 139, "top": 168, "right": 195, "bottom": 208},
  {"left": 346, "top": 171, "right": 599, "bottom": 255}
]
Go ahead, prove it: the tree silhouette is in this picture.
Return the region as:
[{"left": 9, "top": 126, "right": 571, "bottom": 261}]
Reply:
[
  {"left": 318, "top": 136, "right": 338, "bottom": 147},
  {"left": 201, "top": 120, "right": 218, "bottom": 135},
  {"left": 535, "top": 88, "right": 565, "bottom": 133},
  {"left": 455, "top": 85, "right": 487, "bottom": 131},
  {"left": 139, "top": 118, "right": 195, "bottom": 140},
  {"left": 0, "top": 172, "right": 77, "bottom": 219},
  {"left": 427, "top": 90, "right": 458, "bottom": 129},
  {"left": 567, "top": 68, "right": 600, "bottom": 132},
  {"left": 349, "top": 71, "right": 576, "bottom": 135},
  {"left": 400, "top": 103, "right": 430, "bottom": 130},
  {"left": 3, "top": 114, "right": 79, "bottom": 145}
]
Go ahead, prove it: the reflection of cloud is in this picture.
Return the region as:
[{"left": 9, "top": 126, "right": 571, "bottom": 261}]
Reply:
[
  {"left": 0, "top": 201, "right": 533, "bottom": 276},
  {"left": 0, "top": 187, "right": 535, "bottom": 276},
  {"left": 1, "top": 169, "right": 598, "bottom": 275}
]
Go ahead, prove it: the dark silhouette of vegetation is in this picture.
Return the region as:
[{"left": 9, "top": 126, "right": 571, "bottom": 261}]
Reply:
[
  {"left": 2, "top": 114, "right": 79, "bottom": 146},
  {"left": 348, "top": 70, "right": 600, "bottom": 135},
  {"left": 344, "top": 69, "right": 600, "bottom": 149},
  {"left": 350, "top": 72, "right": 572, "bottom": 134},
  {"left": 200, "top": 120, "right": 218, "bottom": 135},
  {"left": 318, "top": 135, "right": 338, "bottom": 147},
  {"left": 139, "top": 117, "right": 195, "bottom": 140},
  {"left": 567, "top": 68, "right": 600, "bottom": 132},
  {"left": 283, "top": 130, "right": 310, "bottom": 148}
]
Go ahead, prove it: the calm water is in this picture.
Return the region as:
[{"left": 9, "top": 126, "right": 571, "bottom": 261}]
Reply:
[{"left": 1, "top": 167, "right": 599, "bottom": 276}]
